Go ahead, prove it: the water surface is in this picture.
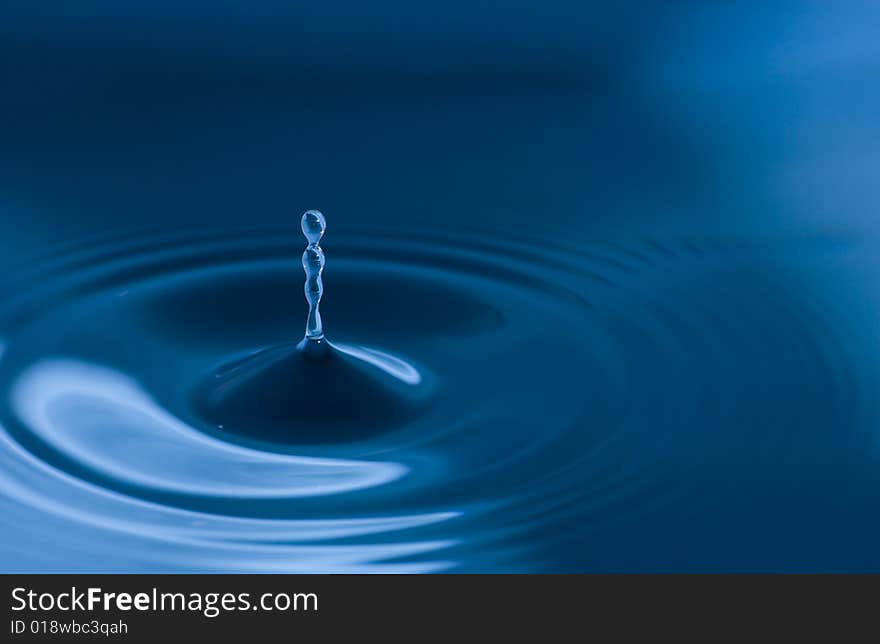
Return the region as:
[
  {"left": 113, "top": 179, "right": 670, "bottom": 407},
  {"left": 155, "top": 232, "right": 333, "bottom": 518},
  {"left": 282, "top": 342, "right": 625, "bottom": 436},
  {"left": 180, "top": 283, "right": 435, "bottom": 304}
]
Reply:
[{"left": 2, "top": 222, "right": 879, "bottom": 572}]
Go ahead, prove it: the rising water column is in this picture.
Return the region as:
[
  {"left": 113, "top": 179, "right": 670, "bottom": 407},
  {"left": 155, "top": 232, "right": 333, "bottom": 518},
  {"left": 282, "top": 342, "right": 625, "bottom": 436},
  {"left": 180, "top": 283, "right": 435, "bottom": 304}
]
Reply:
[{"left": 300, "top": 209, "right": 327, "bottom": 353}]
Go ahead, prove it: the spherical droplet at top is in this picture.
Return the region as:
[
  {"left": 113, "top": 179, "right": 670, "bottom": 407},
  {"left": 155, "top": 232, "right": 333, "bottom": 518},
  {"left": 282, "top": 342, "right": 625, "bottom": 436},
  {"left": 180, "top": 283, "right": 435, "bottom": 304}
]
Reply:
[{"left": 301, "top": 209, "right": 326, "bottom": 245}]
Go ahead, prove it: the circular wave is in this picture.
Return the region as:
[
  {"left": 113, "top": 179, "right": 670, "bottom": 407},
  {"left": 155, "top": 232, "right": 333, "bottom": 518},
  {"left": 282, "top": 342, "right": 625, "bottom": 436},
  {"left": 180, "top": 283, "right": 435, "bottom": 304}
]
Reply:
[{"left": 0, "top": 226, "right": 877, "bottom": 571}]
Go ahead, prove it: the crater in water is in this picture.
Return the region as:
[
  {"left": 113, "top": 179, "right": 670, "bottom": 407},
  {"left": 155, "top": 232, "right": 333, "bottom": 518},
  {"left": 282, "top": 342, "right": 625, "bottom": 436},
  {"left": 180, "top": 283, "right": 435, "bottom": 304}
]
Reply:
[{"left": 195, "top": 340, "right": 430, "bottom": 443}]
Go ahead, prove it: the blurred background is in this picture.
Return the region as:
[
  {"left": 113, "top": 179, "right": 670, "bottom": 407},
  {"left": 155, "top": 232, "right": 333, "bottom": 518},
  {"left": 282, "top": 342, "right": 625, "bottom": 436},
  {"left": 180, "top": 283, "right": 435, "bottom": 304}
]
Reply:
[{"left": 2, "top": 1, "right": 878, "bottom": 258}]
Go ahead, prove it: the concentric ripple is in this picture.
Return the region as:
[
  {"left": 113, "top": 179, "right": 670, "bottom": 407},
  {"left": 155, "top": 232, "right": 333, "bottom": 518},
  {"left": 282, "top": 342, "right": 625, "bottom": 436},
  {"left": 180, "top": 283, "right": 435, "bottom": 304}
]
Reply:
[{"left": 1, "top": 224, "right": 880, "bottom": 572}]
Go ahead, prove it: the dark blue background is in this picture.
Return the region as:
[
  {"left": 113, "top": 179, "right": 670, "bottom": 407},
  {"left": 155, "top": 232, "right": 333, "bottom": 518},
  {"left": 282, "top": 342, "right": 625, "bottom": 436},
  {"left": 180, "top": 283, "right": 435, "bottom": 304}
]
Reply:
[{"left": 4, "top": 2, "right": 877, "bottom": 250}]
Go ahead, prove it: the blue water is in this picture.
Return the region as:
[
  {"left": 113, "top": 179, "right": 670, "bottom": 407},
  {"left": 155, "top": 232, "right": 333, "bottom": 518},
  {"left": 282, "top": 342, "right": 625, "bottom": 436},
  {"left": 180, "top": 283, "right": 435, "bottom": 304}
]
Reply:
[
  {"left": 2, "top": 3, "right": 880, "bottom": 572},
  {"left": 2, "top": 221, "right": 880, "bottom": 572}
]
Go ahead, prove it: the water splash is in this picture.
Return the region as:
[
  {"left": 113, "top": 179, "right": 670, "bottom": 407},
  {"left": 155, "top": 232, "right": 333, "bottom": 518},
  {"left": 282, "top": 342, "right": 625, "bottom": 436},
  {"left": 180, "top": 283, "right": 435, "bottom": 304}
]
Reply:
[{"left": 189, "top": 211, "right": 429, "bottom": 443}]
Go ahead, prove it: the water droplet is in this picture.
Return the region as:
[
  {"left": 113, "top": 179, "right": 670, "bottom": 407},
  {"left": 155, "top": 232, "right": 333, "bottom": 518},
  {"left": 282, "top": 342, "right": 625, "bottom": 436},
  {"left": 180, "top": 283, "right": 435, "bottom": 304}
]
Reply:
[
  {"left": 301, "top": 209, "right": 326, "bottom": 245},
  {"left": 301, "top": 209, "right": 326, "bottom": 342}
]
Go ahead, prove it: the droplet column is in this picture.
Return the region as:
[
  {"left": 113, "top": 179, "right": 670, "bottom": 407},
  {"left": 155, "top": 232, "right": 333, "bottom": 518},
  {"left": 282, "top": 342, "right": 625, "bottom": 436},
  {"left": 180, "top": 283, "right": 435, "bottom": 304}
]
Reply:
[{"left": 301, "top": 209, "right": 327, "bottom": 341}]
